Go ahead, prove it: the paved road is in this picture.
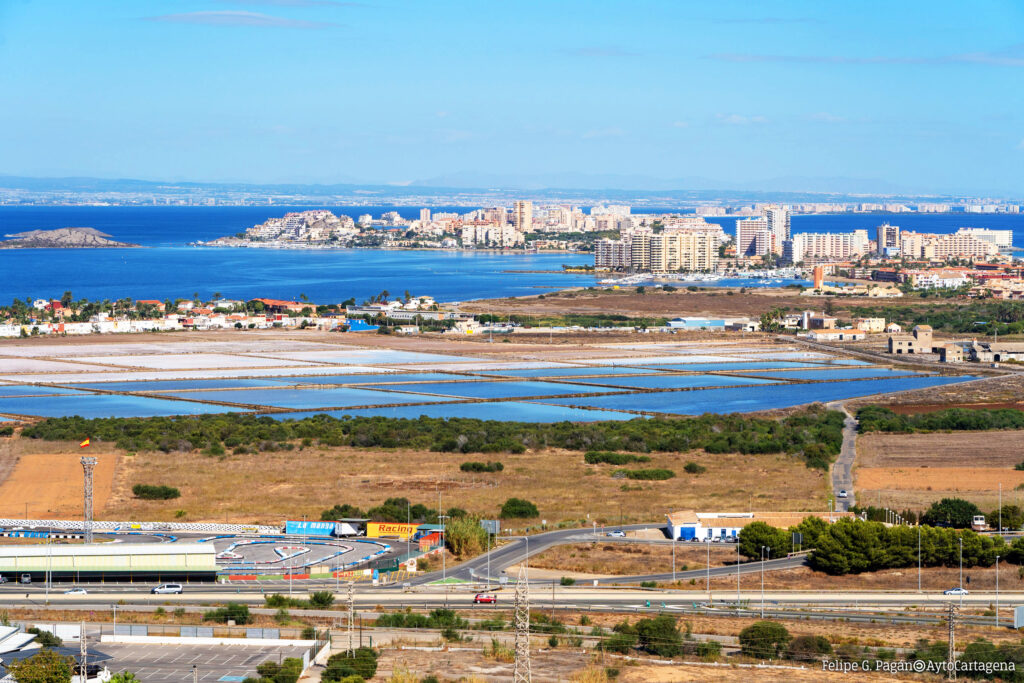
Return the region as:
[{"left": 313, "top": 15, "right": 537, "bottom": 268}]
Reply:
[
  {"left": 827, "top": 400, "right": 857, "bottom": 511},
  {"left": 7, "top": 588, "right": 1024, "bottom": 608}
]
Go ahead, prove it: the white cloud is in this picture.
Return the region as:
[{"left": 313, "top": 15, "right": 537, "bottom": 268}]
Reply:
[{"left": 715, "top": 114, "right": 767, "bottom": 126}]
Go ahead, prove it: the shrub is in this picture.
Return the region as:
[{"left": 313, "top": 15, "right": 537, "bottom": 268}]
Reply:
[
  {"left": 739, "top": 621, "right": 791, "bottom": 660},
  {"left": 634, "top": 615, "right": 683, "bottom": 657},
  {"left": 26, "top": 626, "right": 62, "bottom": 647},
  {"left": 639, "top": 580, "right": 657, "bottom": 588},
  {"left": 253, "top": 657, "right": 303, "bottom": 683},
  {"left": 500, "top": 497, "right": 538, "bottom": 519},
  {"left": 614, "top": 468, "right": 675, "bottom": 480},
  {"left": 683, "top": 462, "right": 706, "bottom": 474},
  {"left": 203, "top": 602, "right": 251, "bottom": 624},
  {"left": 0, "top": 427, "right": 13, "bottom": 437},
  {"left": 460, "top": 461, "right": 504, "bottom": 473},
  {"left": 560, "top": 576, "right": 576, "bottom": 586},
  {"left": 444, "top": 516, "right": 489, "bottom": 556},
  {"left": 696, "top": 640, "right": 722, "bottom": 660},
  {"left": 584, "top": 451, "right": 651, "bottom": 465},
  {"left": 132, "top": 484, "right": 180, "bottom": 500},
  {"left": 309, "top": 591, "right": 334, "bottom": 608},
  {"left": 787, "top": 635, "right": 832, "bottom": 662},
  {"left": 323, "top": 648, "right": 378, "bottom": 682}
]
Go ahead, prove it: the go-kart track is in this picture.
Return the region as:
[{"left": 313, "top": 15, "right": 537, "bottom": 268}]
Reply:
[{"left": 206, "top": 536, "right": 391, "bottom": 575}]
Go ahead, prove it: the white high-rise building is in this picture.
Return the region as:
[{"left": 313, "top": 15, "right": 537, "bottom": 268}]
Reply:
[
  {"left": 764, "top": 206, "right": 791, "bottom": 255},
  {"left": 513, "top": 201, "right": 533, "bottom": 233},
  {"left": 787, "top": 230, "right": 869, "bottom": 263},
  {"left": 736, "top": 217, "right": 770, "bottom": 258},
  {"left": 877, "top": 223, "right": 901, "bottom": 255},
  {"left": 420, "top": 208, "right": 431, "bottom": 223}
]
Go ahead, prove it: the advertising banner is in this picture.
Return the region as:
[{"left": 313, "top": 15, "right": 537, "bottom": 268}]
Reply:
[{"left": 366, "top": 522, "right": 419, "bottom": 539}]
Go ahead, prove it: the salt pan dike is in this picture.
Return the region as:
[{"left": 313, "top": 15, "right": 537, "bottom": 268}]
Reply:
[{"left": 0, "top": 335, "right": 981, "bottom": 420}]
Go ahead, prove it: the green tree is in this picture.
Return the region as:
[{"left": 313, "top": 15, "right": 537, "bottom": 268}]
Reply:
[
  {"left": 921, "top": 498, "right": 982, "bottom": 528},
  {"left": 500, "top": 498, "right": 539, "bottom": 519},
  {"left": 320, "top": 504, "right": 364, "bottom": 520},
  {"left": 109, "top": 674, "right": 141, "bottom": 683},
  {"left": 6, "top": 649, "right": 74, "bottom": 683},
  {"left": 738, "top": 522, "right": 789, "bottom": 561},
  {"left": 633, "top": 615, "right": 683, "bottom": 657},
  {"left": 739, "top": 621, "right": 791, "bottom": 660},
  {"left": 60, "top": 291, "right": 73, "bottom": 307},
  {"left": 759, "top": 308, "right": 784, "bottom": 333},
  {"left": 986, "top": 505, "right": 1024, "bottom": 531}
]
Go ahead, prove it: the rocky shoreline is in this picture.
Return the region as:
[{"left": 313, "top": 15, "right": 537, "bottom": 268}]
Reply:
[{"left": 0, "top": 227, "right": 140, "bottom": 249}]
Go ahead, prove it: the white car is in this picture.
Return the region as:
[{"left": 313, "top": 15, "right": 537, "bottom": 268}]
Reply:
[
  {"left": 606, "top": 530, "right": 626, "bottom": 538},
  {"left": 943, "top": 587, "right": 968, "bottom": 596},
  {"left": 838, "top": 490, "right": 849, "bottom": 499},
  {"left": 64, "top": 587, "right": 87, "bottom": 595},
  {"left": 151, "top": 583, "right": 183, "bottom": 594}
]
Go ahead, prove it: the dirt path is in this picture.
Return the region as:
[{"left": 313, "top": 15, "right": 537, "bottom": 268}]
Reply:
[{"left": 0, "top": 435, "right": 19, "bottom": 492}]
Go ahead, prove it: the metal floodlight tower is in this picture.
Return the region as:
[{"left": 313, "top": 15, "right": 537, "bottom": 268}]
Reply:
[
  {"left": 80, "top": 457, "right": 97, "bottom": 544},
  {"left": 512, "top": 563, "right": 532, "bottom": 683},
  {"left": 347, "top": 582, "right": 355, "bottom": 653}
]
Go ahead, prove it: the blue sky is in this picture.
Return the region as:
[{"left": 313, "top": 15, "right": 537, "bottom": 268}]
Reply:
[{"left": 2, "top": 0, "right": 1023, "bottom": 194}]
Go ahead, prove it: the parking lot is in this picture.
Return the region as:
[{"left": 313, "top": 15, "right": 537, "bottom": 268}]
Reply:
[{"left": 97, "top": 642, "right": 311, "bottom": 681}]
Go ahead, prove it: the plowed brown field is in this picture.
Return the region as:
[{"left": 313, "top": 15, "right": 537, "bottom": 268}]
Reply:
[{"left": 0, "top": 453, "right": 116, "bottom": 518}]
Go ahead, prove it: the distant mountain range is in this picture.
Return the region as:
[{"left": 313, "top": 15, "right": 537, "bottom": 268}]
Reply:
[{"left": 0, "top": 173, "right": 988, "bottom": 202}]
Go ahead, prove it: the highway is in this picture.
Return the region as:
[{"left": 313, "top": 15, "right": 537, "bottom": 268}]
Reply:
[{"left": 5, "top": 588, "right": 1024, "bottom": 611}]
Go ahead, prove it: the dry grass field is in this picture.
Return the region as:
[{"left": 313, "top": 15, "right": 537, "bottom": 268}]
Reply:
[
  {"left": 677, "top": 563, "right": 1020, "bottom": 595},
  {"left": 91, "top": 444, "right": 826, "bottom": 525},
  {"left": 530, "top": 542, "right": 738, "bottom": 576}
]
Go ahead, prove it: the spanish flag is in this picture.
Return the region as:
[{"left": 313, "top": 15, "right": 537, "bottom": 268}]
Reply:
[{"left": 79, "top": 438, "right": 90, "bottom": 448}]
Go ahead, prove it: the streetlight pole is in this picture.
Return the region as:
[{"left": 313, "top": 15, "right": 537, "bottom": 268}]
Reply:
[
  {"left": 959, "top": 537, "right": 963, "bottom": 589},
  {"left": 438, "top": 515, "right": 449, "bottom": 586},
  {"left": 760, "top": 546, "right": 769, "bottom": 619},
  {"left": 959, "top": 536, "right": 964, "bottom": 608},
  {"left": 996, "top": 555, "right": 1000, "bottom": 629},
  {"left": 671, "top": 536, "right": 676, "bottom": 582},
  {"left": 706, "top": 537, "right": 711, "bottom": 600},
  {"left": 736, "top": 541, "right": 740, "bottom": 602},
  {"left": 921, "top": 528, "right": 929, "bottom": 593}
]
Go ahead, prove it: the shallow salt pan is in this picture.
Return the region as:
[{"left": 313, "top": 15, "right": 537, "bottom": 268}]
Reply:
[
  {"left": 0, "top": 365, "right": 397, "bottom": 385},
  {"left": 72, "top": 353, "right": 322, "bottom": 370}
]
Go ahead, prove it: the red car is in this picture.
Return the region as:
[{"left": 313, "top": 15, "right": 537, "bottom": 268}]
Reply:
[{"left": 473, "top": 593, "right": 497, "bottom": 604}]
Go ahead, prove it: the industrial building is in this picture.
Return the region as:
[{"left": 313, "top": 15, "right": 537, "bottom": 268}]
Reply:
[
  {"left": 0, "top": 543, "right": 217, "bottom": 582},
  {"left": 666, "top": 510, "right": 855, "bottom": 542}
]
